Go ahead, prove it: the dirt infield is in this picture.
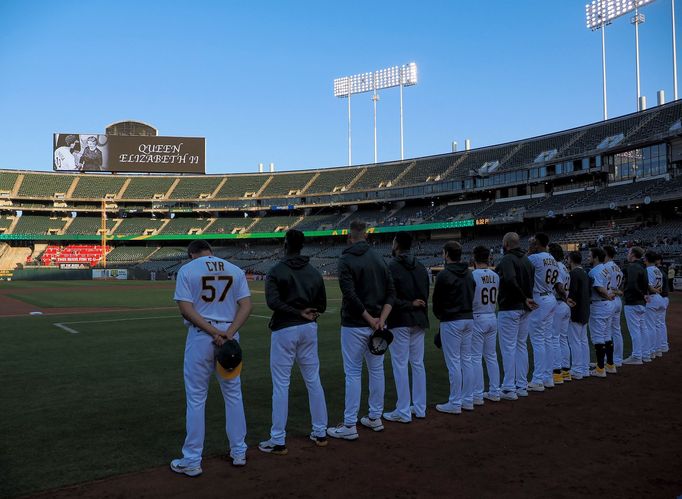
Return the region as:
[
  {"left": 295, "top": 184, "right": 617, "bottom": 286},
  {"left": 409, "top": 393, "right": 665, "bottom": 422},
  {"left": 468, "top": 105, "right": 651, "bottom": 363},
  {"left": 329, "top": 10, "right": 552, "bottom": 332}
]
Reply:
[{"left": 27, "top": 304, "right": 682, "bottom": 499}]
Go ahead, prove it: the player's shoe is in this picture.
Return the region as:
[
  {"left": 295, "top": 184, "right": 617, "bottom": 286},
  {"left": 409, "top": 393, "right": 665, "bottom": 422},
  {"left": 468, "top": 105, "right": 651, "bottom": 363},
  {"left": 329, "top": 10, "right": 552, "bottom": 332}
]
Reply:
[
  {"left": 473, "top": 397, "right": 485, "bottom": 406},
  {"left": 410, "top": 406, "right": 426, "bottom": 419},
  {"left": 309, "top": 433, "right": 328, "bottom": 447},
  {"left": 615, "top": 362, "right": 623, "bottom": 368},
  {"left": 661, "top": 346, "right": 669, "bottom": 353},
  {"left": 383, "top": 411, "right": 411, "bottom": 423},
  {"left": 605, "top": 363, "right": 617, "bottom": 374},
  {"left": 569, "top": 371, "right": 583, "bottom": 380},
  {"left": 527, "top": 382, "right": 545, "bottom": 392},
  {"left": 170, "top": 459, "right": 202, "bottom": 477},
  {"left": 483, "top": 392, "right": 501, "bottom": 402},
  {"left": 516, "top": 388, "right": 529, "bottom": 397},
  {"left": 552, "top": 372, "right": 564, "bottom": 385},
  {"left": 589, "top": 362, "right": 597, "bottom": 369},
  {"left": 436, "top": 402, "right": 462, "bottom": 414},
  {"left": 561, "top": 370, "right": 572, "bottom": 382},
  {"left": 589, "top": 367, "right": 606, "bottom": 378},
  {"left": 543, "top": 380, "right": 555, "bottom": 388},
  {"left": 326, "top": 424, "right": 359, "bottom": 440},
  {"left": 642, "top": 355, "right": 653, "bottom": 363},
  {"left": 655, "top": 351, "right": 663, "bottom": 358},
  {"left": 623, "top": 356, "right": 643, "bottom": 365},
  {"left": 501, "top": 390, "right": 518, "bottom": 401},
  {"left": 360, "top": 416, "right": 384, "bottom": 432},
  {"left": 258, "top": 439, "right": 288, "bottom": 455},
  {"left": 462, "top": 403, "right": 475, "bottom": 411},
  {"left": 230, "top": 453, "right": 247, "bottom": 467}
]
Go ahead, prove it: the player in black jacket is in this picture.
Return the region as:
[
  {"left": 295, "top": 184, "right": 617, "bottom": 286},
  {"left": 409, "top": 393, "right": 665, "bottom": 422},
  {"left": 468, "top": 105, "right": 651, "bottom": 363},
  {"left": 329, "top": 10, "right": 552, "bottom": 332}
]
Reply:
[
  {"left": 622, "top": 247, "right": 649, "bottom": 365},
  {"left": 327, "top": 220, "right": 395, "bottom": 440},
  {"left": 566, "top": 251, "right": 590, "bottom": 379},
  {"left": 494, "top": 232, "right": 537, "bottom": 400},
  {"left": 260, "top": 230, "right": 329, "bottom": 454},
  {"left": 432, "top": 241, "right": 476, "bottom": 414},
  {"left": 384, "top": 232, "right": 430, "bottom": 422}
]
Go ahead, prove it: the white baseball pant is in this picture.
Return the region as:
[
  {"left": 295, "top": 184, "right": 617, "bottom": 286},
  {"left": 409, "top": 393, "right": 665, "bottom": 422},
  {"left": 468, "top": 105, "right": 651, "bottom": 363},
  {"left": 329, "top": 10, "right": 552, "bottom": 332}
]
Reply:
[
  {"left": 471, "top": 313, "right": 500, "bottom": 399},
  {"left": 553, "top": 301, "right": 571, "bottom": 370},
  {"left": 498, "top": 309, "right": 530, "bottom": 392},
  {"left": 568, "top": 321, "right": 589, "bottom": 376},
  {"left": 388, "top": 326, "right": 426, "bottom": 420},
  {"left": 589, "top": 301, "right": 612, "bottom": 345},
  {"left": 610, "top": 297, "right": 623, "bottom": 364},
  {"left": 341, "top": 326, "right": 384, "bottom": 426},
  {"left": 645, "top": 296, "right": 665, "bottom": 357},
  {"left": 269, "top": 323, "right": 328, "bottom": 445},
  {"left": 440, "top": 319, "right": 474, "bottom": 408},
  {"left": 528, "top": 294, "right": 557, "bottom": 384},
  {"left": 661, "top": 297, "right": 669, "bottom": 352},
  {"left": 181, "top": 326, "right": 247, "bottom": 467},
  {"left": 624, "top": 304, "right": 646, "bottom": 360}
]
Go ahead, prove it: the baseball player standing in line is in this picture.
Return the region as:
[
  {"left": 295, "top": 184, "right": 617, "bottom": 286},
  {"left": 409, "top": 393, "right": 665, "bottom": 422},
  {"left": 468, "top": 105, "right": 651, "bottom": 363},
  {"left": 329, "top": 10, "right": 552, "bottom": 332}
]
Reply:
[
  {"left": 495, "top": 232, "right": 536, "bottom": 401},
  {"left": 259, "top": 230, "right": 329, "bottom": 455},
  {"left": 566, "top": 251, "right": 590, "bottom": 379},
  {"left": 655, "top": 254, "right": 670, "bottom": 354},
  {"left": 548, "top": 243, "right": 571, "bottom": 384},
  {"left": 622, "top": 247, "right": 649, "bottom": 365},
  {"left": 433, "top": 241, "right": 475, "bottom": 413},
  {"left": 603, "top": 246, "right": 624, "bottom": 367},
  {"left": 470, "top": 245, "right": 501, "bottom": 404},
  {"left": 171, "top": 240, "right": 252, "bottom": 476},
  {"left": 526, "top": 233, "right": 559, "bottom": 390},
  {"left": 644, "top": 251, "right": 665, "bottom": 361},
  {"left": 384, "top": 232, "right": 430, "bottom": 423},
  {"left": 587, "top": 247, "right": 615, "bottom": 378},
  {"left": 328, "top": 220, "right": 395, "bottom": 440}
]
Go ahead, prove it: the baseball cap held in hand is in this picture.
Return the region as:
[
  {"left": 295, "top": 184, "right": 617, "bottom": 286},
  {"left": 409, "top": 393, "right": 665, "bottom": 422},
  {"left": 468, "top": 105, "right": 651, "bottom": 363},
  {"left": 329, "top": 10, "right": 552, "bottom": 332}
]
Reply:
[{"left": 216, "top": 340, "right": 243, "bottom": 380}]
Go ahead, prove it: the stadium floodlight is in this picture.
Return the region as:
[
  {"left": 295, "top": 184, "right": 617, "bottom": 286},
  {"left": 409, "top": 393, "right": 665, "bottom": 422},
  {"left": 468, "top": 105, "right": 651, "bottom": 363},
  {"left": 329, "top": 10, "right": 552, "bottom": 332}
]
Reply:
[
  {"left": 585, "top": 1, "right": 657, "bottom": 114},
  {"left": 334, "top": 63, "right": 418, "bottom": 164}
]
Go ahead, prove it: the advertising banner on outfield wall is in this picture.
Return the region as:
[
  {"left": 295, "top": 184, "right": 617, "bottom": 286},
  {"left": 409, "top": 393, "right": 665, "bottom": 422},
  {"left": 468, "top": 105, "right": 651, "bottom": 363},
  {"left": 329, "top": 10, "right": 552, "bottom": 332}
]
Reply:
[{"left": 53, "top": 134, "right": 205, "bottom": 173}]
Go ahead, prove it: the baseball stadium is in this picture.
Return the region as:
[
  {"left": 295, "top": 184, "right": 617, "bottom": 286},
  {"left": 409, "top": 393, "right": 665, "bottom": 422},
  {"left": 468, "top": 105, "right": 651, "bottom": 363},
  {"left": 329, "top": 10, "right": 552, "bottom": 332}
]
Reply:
[{"left": 2, "top": 1, "right": 682, "bottom": 498}]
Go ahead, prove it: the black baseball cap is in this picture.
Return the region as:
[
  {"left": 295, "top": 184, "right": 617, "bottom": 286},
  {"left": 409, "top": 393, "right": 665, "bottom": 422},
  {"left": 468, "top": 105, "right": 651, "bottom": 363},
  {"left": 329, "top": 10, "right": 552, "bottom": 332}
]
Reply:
[
  {"left": 368, "top": 328, "right": 394, "bottom": 355},
  {"left": 216, "top": 340, "right": 243, "bottom": 380}
]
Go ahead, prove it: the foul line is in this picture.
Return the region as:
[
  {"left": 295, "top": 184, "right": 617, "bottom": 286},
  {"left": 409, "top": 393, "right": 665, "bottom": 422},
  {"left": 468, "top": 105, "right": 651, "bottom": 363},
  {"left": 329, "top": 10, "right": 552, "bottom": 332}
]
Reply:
[{"left": 53, "top": 314, "right": 270, "bottom": 334}]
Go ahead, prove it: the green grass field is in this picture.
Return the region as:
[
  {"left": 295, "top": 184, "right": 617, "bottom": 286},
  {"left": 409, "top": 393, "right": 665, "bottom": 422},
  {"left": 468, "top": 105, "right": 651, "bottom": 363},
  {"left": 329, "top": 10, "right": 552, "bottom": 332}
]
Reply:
[{"left": 0, "top": 279, "right": 460, "bottom": 497}]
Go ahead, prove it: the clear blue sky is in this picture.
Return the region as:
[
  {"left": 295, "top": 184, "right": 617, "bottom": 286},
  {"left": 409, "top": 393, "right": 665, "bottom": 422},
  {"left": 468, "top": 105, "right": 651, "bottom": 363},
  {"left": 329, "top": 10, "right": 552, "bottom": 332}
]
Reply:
[{"left": 0, "top": 0, "right": 676, "bottom": 174}]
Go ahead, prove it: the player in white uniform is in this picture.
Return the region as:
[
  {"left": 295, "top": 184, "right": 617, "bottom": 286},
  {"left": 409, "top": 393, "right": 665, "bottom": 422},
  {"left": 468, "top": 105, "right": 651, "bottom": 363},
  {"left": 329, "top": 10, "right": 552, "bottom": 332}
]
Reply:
[
  {"left": 644, "top": 251, "right": 665, "bottom": 360},
  {"left": 54, "top": 134, "right": 78, "bottom": 170},
  {"left": 526, "top": 233, "right": 559, "bottom": 391},
  {"left": 603, "top": 246, "right": 624, "bottom": 367},
  {"left": 655, "top": 255, "right": 670, "bottom": 354},
  {"left": 170, "top": 240, "right": 252, "bottom": 476},
  {"left": 470, "top": 246, "right": 501, "bottom": 403},
  {"left": 548, "top": 243, "right": 571, "bottom": 384},
  {"left": 587, "top": 247, "right": 615, "bottom": 378}
]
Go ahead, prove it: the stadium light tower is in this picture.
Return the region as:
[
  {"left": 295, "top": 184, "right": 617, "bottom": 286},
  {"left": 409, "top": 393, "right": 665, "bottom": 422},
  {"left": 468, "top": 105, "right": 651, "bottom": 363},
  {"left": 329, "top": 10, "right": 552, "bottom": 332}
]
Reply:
[
  {"left": 586, "top": 0, "right": 657, "bottom": 115},
  {"left": 334, "top": 63, "right": 418, "bottom": 164}
]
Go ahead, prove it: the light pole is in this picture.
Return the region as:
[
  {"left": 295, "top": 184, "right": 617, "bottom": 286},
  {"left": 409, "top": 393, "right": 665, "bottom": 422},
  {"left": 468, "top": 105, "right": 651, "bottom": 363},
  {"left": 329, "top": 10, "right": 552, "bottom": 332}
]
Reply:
[
  {"left": 632, "top": 8, "right": 645, "bottom": 110},
  {"left": 673, "top": 0, "right": 679, "bottom": 100},
  {"left": 334, "top": 63, "right": 418, "bottom": 165}
]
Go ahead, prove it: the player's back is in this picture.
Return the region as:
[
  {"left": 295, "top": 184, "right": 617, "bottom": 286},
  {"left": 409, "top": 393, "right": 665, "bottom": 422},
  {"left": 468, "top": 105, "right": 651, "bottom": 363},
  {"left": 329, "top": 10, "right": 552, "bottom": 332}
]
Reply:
[
  {"left": 472, "top": 268, "right": 499, "bottom": 315},
  {"left": 606, "top": 261, "right": 623, "bottom": 292},
  {"left": 174, "top": 255, "right": 250, "bottom": 323},
  {"left": 588, "top": 263, "right": 610, "bottom": 301},
  {"left": 528, "top": 251, "right": 558, "bottom": 295},
  {"left": 555, "top": 261, "right": 570, "bottom": 299}
]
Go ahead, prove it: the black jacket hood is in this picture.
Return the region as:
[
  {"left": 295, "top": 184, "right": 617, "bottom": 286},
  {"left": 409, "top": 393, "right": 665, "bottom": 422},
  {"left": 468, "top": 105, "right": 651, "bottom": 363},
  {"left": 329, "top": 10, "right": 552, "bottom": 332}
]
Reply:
[
  {"left": 283, "top": 255, "right": 309, "bottom": 269},
  {"left": 343, "top": 241, "right": 370, "bottom": 256},
  {"left": 395, "top": 253, "right": 417, "bottom": 270},
  {"left": 445, "top": 262, "right": 469, "bottom": 277},
  {"left": 507, "top": 247, "right": 526, "bottom": 258}
]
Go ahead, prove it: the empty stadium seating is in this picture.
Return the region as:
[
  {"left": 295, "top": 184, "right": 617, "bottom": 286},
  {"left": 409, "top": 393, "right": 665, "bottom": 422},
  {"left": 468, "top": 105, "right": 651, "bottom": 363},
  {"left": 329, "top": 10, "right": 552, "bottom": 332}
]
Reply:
[
  {"left": 12, "top": 215, "right": 66, "bottom": 234},
  {"left": 248, "top": 216, "right": 300, "bottom": 233},
  {"left": 106, "top": 246, "right": 157, "bottom": 263},
  {"left": 215, "top": 175, "right": 270, "bottom": 198},
  {"left": 159, "top": 217, "right": 210, "bottom": 234},
  {"left": 65, "top": 216, "right": 115, "bottom": 235},
  {"left": 170, "top": 177, "right": 222, "bottom": 199},
  {"left": 305, "top": 168, "right": 360, "bottom": 194},
  {"left": 41, "top": 244, "right": 108, "bottom": 266},
  {"left": 352, "top": 162, "right": 408, "bottom": 190},
  {"left": 260, "top": 172, "right": 314, "bottom": 197},
  {"left": 0, "top": 172, "right": 18, "bottom": 193},
  {"left": 115, "top": 217, "right": 164, "bottom": 235},
  {"left": 17, "top": 174, "right": 74, "bottom": 198},
  {"left": 205, "top": 217, "right": 251, "bottom": 234},
  {"left": 71, "top": 175, "right": 126, "bottom": 199},
  {"left": 121, "top": 177, "right": 175, "bottom": 199}
]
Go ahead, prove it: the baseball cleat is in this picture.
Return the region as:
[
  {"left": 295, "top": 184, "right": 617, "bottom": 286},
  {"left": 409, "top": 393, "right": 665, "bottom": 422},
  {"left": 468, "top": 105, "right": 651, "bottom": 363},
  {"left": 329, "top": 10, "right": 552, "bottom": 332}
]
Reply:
[
  {"left": 661, "top": 347, "right": 669, "bottom": 353},
  {"left": 483, "top": 392, "right": 501, "bottom": 402},
  {"left": 655, "top": 351, "right": 663, "bottom": 358},
  {"left": 410, "top": 406, "right": 426, "bottom": 419},
  {"left": 230, "top": 453, "right": 247, "bottom": 467},
  {"left": 326, "top": 424, "right": 359, "bottom": 440},
  {"left": 462, "top": 403, "right": 475, "bottom": 411},
  {"left": 473, "top": 397, "right": 485, "bottom": 406},
  {"left": 552, "top": 373, "right": 564, "bottom": 385},
  {"left": 615, "top": 362, "right": 623, "bottom": 368},
  {"left": 589, "top": 367, "right": 606, "bottom": 378},
  {"left": 360, "top": 416, "right": 384, "bottom": 432},
  {"left": 569, "top": 371, "right": 583, "bottom": 380},
  {"left": 605, "top": 364, "right": 617, "bottom": 374},
  {"left": 622, "top": 356, "right": 643, "bottom": 365},
  {"left": 170, "top": 459, "right": 202, "bottom": 477},
  {"left": 589, "top": 362, "right": 597, "bottom": 369},
  {"left": 258, "top": 439, "right": 288, "bottom": 455},
  {"left": 527, "top": 382, "right": 545, "bottom": 392},
  {"left": 309, "top": 433, "right": 328, "bottom": 447},
  {"left": 642, "top": 356, "right": 652, "bottom": 363},
  {"left": 516, "top": 388, "right": 529, "bottom": 397},
  {"left": 383, "top": 411, "right": 411, "bottom": 423},
  {"left": 500, "top": 391, "right": 518, "bottom": 401},
  {"left": 435, "top": 402, "right": 462, "bottom": 414},
  {"left": 561, "top": 370, "right": 572, "bottom": 382}
]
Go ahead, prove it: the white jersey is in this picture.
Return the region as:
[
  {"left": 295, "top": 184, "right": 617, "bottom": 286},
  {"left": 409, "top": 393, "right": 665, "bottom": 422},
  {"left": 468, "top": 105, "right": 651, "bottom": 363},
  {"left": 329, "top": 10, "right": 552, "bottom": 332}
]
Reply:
[
  {"left": 528, "top": 251, "right": 559, "bottom": 295},
  {"left": 588, "top": 263, "right": 610, "bottom": 301},
  {"left": 555, "top": 261, "right": 570, "bottom": 300},
  {"left": 472, "top": 268, "right": 499, "bottom": 315},
  {"left": 605, "top": 260, "right": 623, "bottom": 294},
  {"left": 174, "top": 255, "right": 250, "bottom": 324},
  {"left": 54, "top": 146, "right": 76, "bottom": 170},
  {"left": 647, "top": 265, "right": 663, "bottom": 290}
]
